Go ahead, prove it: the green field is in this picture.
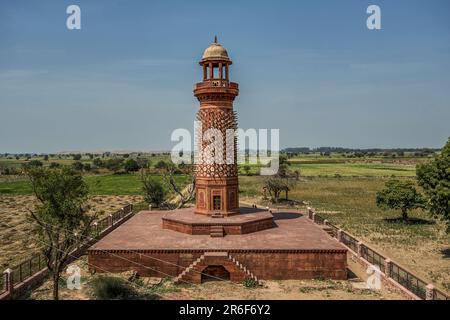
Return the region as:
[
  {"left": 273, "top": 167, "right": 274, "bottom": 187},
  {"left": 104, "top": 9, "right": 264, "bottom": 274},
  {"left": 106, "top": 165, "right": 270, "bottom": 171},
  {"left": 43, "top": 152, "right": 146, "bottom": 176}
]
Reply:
[
  {"left": 239, "top": 175, "right": 449, "bottom": 292},
  {"left": 0, "top": 152, "right": 448, "bottom": 293},
  {"left": 0, "top": 174, "right": 189, "bottom": 195}
]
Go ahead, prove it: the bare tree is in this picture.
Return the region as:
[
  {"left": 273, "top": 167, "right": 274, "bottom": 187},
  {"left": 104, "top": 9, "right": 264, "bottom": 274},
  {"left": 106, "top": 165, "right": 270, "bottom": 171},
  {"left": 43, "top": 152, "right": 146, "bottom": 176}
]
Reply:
[{"left": 162, "top": 162, "right": 195, "bottom": 209}]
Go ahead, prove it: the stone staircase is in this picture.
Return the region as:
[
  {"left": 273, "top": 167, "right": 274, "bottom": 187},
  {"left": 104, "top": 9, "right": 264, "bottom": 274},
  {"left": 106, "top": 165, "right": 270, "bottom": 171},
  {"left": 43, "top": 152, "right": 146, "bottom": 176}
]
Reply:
[
  {"left": 211, "top": 212, "right": 224, "bottom": 218},
  {"left": 174, "top": 252, "right": 262, "bottom": 285},
  {"left": 210, "top": 225, "right": 224, "bottom": 237},
  {"left": 322, "top": 225, "right": 334, "bottom": 237},
  {"left": 174, "top": 254, "right": 206, "bottom": 284},
  {"left": 228, "top": 253, "right": 261, "bottom": 285}
]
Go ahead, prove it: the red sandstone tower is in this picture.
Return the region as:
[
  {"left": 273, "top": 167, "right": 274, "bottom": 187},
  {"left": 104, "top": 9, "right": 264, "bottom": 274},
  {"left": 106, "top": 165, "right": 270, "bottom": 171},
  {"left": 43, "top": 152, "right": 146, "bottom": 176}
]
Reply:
[
  {"left": 88, "top": 39, "right": 348, "bottom": 283},
  {"left": 194, "top": 37, "right": 240, "bottom": 217}
]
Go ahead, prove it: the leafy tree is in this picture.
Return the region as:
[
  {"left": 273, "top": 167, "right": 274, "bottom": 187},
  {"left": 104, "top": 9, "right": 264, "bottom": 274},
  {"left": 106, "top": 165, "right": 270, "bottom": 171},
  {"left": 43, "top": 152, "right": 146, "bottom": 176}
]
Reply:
[
  {"left": 136, "top": 158, "right": 150, "bottom": 169},
  {"left": 154, "top": 160, "right": 168, "bottom": 170},
  {"left": 263, "top": 155, "right": 295, "bottom": 203},
  {"left": 277, "top": 155, "right": 291, "bottom": 178},
  {"left": 26, "top": 166, "right": 94, "bottom": 300},
  {"left": 24, "top": 160, "right": 43, "bottom": 168},
  {"left": 417, "top": 138, "right": 450, "bottom": 224},
  {"left": 93, "top": 158, "right": 103, "bottom": 167},
  {"left": 104, "top": 158, "right": 124, "bottom": 173},
  {"left": 264, "top": 176, "right": 291, "bottom": 203},
  {"left": 124, "top": 159, "right": 140, "bottom": 173},
  {"left": 376, "top": 179, "right": 425, "bottom": 220},
  {"left": 140, "top": 170, "right": 166, "bottom": 207},
  {"left": 49, "top": 162, "right": 61, "bottom": 169},
  {"left": 243, "top": 165, "right": 251, "bottom": 176},
  {"left": 72, "top": 161, "right": 84, "bottom": 171},
  {"left": 72, "top": 154, "right": 82, "bottom": 161},
  {"left": 83, "top": 163, "right": 92, "bottom": 172},
  {"left": 43, "top": 155, "right": 49, "bottom": 161}
]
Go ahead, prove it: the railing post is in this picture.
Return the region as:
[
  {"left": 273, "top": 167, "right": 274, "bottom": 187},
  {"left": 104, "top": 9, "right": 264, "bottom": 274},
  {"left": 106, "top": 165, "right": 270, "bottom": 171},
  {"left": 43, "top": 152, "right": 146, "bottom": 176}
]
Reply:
[
  {"left": 307, "top": 207, "right": 313, "bottom": 220},
  {"left": 323, "top": 219, "right": 329, "bottom": 226},
  {"left": 108, "top": 214, "right": 113, "bottom": 227},
  {"left": 426, "top": 284, "right": 435, "bottom": 300},
  {"left": 337, "top": 229, "right": 343, "bottom": 242},
  {"left": 384, "top": 259, "right": 392, "bottom": 278},
  {"left": 312, "top": 212, "right": 317, "bottom": 223},
  {"left": 357, "top": 241, "right": 363, "bottom": 258},
  {"left": 3, "top": 268, "right": 14, "bottom": 296}
]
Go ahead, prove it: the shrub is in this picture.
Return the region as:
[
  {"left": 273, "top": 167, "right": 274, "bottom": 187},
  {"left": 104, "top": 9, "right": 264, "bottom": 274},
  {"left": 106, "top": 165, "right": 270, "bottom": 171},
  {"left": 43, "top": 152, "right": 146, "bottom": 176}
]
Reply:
[
  {"left": 91, "top": 276, "right": 135, "bottom": 300},
  {"left": 141, "top": 172, "right": 166, "bottom": 207},
  {"left": 243, "top": 278, "right": 258, "bottom": 288},
  {"left": 49, "top": 162, "right": 61, "bottom": 169},
  {"left": 72, "top": 161, "right": 84, "bottom": 171},
  {"left": 124, "top": 159, "right": 140, "bottom": 173}
]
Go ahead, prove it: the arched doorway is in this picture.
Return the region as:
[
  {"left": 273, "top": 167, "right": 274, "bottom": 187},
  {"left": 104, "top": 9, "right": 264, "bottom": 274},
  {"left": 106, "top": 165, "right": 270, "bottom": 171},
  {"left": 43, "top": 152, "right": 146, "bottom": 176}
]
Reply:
[{"left": 201, "top": 265, "right": 230, "bottom": 283}]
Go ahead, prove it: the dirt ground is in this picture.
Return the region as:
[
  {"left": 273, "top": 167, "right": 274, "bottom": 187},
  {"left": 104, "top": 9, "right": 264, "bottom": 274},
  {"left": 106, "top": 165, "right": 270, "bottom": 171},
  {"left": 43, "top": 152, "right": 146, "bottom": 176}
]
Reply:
[
  {"left": 0, "top": 195, "right": 143, "bottom": 269},
  {"left": 30, "top": 256, "right": 405, "bottom": 300}
]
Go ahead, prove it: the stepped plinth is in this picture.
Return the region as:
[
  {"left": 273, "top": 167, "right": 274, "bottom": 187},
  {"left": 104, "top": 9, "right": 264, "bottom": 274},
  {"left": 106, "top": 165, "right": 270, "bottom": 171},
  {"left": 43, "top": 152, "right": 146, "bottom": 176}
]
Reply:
[{"left": 162, "top": 207, "right": 276, "bottom": 236}]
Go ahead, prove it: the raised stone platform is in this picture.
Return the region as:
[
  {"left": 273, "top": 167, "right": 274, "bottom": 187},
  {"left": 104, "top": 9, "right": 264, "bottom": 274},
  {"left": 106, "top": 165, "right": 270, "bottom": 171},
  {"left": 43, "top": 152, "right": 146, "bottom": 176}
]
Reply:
[
  {"left": 162, "top": 207, "right": 275, "bottom": 236},
  {"left": 88, "top": 207, "right": 348, "bottom": 283}
]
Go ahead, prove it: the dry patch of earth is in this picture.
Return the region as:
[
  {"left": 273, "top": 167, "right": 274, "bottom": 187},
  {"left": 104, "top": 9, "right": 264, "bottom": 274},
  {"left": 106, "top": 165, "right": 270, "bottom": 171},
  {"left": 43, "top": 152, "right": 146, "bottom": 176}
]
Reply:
[
  {"left": 30, "top": 257, "right": 404, "bottom": 300},
  {"left": 0, "top": 195, "right": 143, "bottom": 269}
]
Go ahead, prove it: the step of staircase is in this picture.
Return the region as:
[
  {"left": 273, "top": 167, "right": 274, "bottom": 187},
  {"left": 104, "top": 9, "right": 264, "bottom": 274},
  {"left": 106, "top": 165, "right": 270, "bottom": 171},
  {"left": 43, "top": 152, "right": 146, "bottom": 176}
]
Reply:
[
  {"left": 174, "top": 254, "right": 205, "bottom": 284},
  {"left": 210, "top": 225, "right": 224, "bottom": 237},
  {"left": 322, "top": 226, "right": 334, "bottom": 237},
  {"left": 211, "top": 212, "right": 224, "bottom": 218},
  {"left": 228, "top": 253, "right": 262, "bottom": 286}
]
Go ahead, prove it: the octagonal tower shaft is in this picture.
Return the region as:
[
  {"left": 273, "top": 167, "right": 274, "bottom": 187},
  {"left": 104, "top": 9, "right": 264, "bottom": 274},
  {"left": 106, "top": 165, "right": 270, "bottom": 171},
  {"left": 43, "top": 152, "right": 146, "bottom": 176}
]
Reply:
[{"left": 193, "top": 39, "right": 240, "bottom": 216}]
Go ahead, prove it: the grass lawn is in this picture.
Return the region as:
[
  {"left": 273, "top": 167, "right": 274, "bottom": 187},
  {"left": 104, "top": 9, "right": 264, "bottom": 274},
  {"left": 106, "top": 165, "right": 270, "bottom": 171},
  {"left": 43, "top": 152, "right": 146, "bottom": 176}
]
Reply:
[
  {"left": 0, "top": 174, "right": 189, "bottom": 195},
  {"left": 289, "top": 162, "right": 416, "bottom": 177}
]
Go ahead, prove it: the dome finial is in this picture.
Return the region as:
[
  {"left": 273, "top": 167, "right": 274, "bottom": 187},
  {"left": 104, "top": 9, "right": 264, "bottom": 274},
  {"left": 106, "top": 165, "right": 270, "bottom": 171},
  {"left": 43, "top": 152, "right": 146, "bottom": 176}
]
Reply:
[{"left": 214, "top": 35, "right": 218, "bottom": 44}]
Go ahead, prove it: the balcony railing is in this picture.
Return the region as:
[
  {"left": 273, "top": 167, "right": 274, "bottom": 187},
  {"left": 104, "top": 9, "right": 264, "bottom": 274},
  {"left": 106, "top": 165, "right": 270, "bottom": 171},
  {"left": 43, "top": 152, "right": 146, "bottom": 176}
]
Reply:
[{"left": 194, "top": 81, "right": 238, "bottom": 90}]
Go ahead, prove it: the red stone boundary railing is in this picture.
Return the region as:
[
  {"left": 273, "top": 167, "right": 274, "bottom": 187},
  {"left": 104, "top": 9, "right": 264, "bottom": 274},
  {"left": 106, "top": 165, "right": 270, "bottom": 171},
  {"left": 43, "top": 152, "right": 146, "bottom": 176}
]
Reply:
[
  {"left": 0, "top": 204, "right": 135, "bottom": 300},
  {"left": 306, "top": 207, "right": 449, "bottom": 301}
]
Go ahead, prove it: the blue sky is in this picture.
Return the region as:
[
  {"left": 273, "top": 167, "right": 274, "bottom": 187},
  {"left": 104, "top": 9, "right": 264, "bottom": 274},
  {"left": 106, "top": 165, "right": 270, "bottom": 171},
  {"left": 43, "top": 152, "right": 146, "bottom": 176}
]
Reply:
[{"left": 0, "top": 0, "right": 449, "bottom": 153}]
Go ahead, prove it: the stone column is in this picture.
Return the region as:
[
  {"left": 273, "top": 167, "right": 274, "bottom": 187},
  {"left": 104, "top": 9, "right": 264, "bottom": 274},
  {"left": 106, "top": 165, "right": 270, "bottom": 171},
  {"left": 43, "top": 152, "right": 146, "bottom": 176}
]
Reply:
[
  {"left": 218, "top": 62, "right": 223, "bottom": 80},
  {"left": 209, "top": 62, "right": 213, "bottom": 79},
  {"left": 203, "top": 64, "right": 207, "bottom": 80},
  {"left": 384, "top": 259, "right": 392, "bottom": 278},
  {"left": 337, "top": 229, "right": 343, "bottom": 242},
  {"left": 225, "top": 64, "right": 229, "bottom": 80},
  {"left": 307, "top": 207, "right": 313, "bottom": 220},
  {"left": 426, "top": 284, "right": 435, "bottom": 300},
  {"left": 3, "top": 269, "right": 13, "bottom": 296},
  {"left": 357, "top": 241, "right": 363, "bottom": 258}
]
